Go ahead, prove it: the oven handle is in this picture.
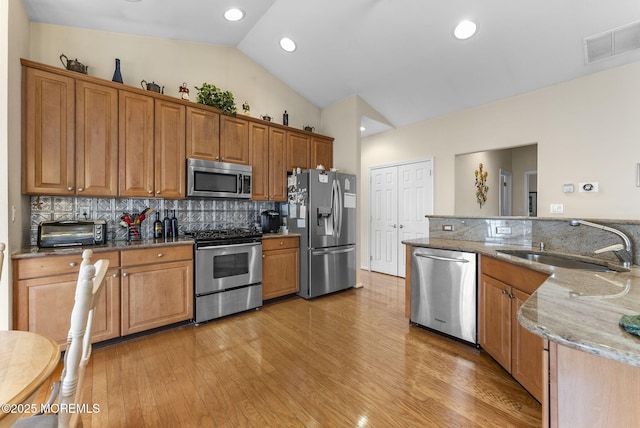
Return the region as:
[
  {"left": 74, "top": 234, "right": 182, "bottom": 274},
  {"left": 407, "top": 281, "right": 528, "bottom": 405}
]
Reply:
[{"left": 197, "top": 242, "right": 262, "bottom": 250}]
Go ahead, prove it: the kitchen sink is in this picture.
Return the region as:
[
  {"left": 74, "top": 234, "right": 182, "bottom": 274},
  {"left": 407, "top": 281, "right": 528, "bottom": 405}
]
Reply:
[{"left": 497, "top": 250, "right": 619, "bottom": 272}]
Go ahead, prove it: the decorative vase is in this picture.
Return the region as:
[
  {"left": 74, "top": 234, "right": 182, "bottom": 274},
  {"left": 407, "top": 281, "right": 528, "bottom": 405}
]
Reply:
[{"left": 112, "top": 58, "right": 123, "bottom": 83}]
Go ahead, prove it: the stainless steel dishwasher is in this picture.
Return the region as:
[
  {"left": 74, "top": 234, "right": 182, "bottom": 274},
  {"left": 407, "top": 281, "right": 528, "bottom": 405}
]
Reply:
[{"left": 410, "top": 246, "right": 478, "bottom": 345}]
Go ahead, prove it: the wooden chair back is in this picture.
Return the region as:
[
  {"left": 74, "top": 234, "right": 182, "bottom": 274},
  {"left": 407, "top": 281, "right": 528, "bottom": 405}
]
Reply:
[{"left": 11, "top": 249, "right": 108, "bottom": 428}]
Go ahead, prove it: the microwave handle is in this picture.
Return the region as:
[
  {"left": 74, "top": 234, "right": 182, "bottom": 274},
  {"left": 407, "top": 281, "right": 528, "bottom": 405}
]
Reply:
[{"left": 237, "top": 175, "right": 242, "bottom": 195}]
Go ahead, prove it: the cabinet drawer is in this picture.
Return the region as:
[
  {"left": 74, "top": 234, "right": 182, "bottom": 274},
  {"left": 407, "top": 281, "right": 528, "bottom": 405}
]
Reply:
[
  {"left": 481, "top": 255, "right": 548, "bottom": 295},
  {"left": 121, "top": 245, "right": 192, "bottom": 266},
  {"left": 16, "top": 250, "right": 120, "bottom": 280},
  {"left": 262, "top": 236, "right": 299, "bottom": 251}
]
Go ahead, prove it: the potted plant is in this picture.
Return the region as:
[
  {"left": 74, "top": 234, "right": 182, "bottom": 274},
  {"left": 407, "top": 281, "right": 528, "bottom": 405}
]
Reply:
[{"left": 195, "top": 83, "right": 237, "bottom": 115}]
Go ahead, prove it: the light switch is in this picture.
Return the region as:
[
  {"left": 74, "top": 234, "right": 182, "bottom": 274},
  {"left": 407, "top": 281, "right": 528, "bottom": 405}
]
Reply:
[{"left": 562, "top": 184, "right": 574, "bottom": 193}]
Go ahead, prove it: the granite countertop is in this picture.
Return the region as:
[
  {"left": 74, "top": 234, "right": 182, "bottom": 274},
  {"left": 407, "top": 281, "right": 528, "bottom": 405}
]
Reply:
[
  {"left": 261, "top": 232, "right": 301, "bottom": 239},
  {"left": 403, "top": 237, "right": 640, "bottom": 367},
  {"left": 11, "top": 238, "right": 195, "bottom": 259}
]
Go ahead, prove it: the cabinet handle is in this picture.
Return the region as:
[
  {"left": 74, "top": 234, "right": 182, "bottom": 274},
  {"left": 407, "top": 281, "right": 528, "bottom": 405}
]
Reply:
[
  {"left": 280, "top": 241, "right": 284, "bottom": 245},
  {"left": 112, "top": 273, "right": 119, "bottom": 278},
  {"left": 157, "top": 253, "right": 163, "bottom": 257},
  {"left": 262, "top": 254, "right": 266, "bottom": 258},
  {"left": 221, "top": 157, "right": 225, "bottom": 160},
  {"left": 501, "top": 289, "right": 508, "bottom": 295},
  {"left": 399, "top": 224, "right": 404, "bottom": 229},
  {"left": 67, "top": 186, "right": 74, "bottom": 191},
  {"left": 69, "top": 262, "right": 77, "bottom": 267},
  {"left": 147, "top": 190, "right": 153, "bottom": 194},
  {"left": 215, "top": 156, "right": 219, "bottom": 160},
  {"left": 77, "top": 187, "right": 84, "bottom": 192},
  {"left": 122, "top": 272, "right": 128, "bottom": 277},
  {"left": 156, "top": 190, "right": 161, "bottom": 195}
]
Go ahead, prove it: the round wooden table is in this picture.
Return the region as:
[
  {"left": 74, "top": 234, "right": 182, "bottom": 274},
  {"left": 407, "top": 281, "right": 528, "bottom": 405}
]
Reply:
[{"left": 0, "top": 330, "right": 60, "bottom": 424}]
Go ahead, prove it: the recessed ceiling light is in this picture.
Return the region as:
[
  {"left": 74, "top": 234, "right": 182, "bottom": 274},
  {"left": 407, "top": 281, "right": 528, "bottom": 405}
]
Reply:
[
  {"left": 454, "top": 20, "right": 477, "bottom": 40},
  {"left": 224, "top": 8, "right": 245, "bottom": 22},
  {"left": 280, "top": 37, "right": 297, "bottom": 52}
]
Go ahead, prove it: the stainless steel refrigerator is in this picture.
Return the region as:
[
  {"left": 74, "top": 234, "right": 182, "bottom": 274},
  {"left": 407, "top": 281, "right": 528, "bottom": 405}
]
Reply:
[{"left": 286, "top": 170, "right": 357, "bottom": 299}]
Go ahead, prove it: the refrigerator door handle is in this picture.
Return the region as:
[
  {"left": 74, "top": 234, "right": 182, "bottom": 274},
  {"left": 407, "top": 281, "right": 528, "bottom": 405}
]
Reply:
[{"left": 312, "top": 246, "right": 355, "bottom": 256}]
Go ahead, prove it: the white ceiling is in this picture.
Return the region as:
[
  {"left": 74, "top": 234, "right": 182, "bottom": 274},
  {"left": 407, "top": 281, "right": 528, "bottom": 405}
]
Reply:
[{"left": 22, "top": 0, "right": 640, "bottom": 135}]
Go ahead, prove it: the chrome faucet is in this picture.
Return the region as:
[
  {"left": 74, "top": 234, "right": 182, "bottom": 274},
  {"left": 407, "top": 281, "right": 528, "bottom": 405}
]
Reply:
[{"left": 569, "top": 219, "right": 633, "bottom": 268}]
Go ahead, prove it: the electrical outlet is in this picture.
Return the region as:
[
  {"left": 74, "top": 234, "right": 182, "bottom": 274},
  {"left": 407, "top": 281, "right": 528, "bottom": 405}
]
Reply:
[
  {"left": 442, "top": 224, "right": 454, "bottom": 231},
  {"left": 496, "top": 227, "right": 512, "bottom": 234},
  {"left": 550, "top": 204, "right": 564, "bottom": 214}
]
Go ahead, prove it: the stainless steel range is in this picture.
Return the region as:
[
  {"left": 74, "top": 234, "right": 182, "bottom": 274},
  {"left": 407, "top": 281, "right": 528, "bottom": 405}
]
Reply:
[{"left": 190, "top": 228, "right": 262, "bottom": 324}]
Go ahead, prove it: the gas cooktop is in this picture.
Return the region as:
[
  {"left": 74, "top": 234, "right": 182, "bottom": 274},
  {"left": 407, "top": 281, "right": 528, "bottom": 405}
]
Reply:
[{"left": 188, "top": 227, "right": 262, "bottom": 244}]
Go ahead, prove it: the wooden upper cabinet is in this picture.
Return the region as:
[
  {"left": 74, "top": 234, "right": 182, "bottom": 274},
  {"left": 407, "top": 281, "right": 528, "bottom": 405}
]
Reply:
[
  {"left": 286, "top": 131, "right": 311, "bottom": 171},
  {"left": 155, "top": 99, "right": 186, "bottom": 199},
  {"left": 249, "top": 122, "right": 269, "bottom": 201},
  {"left": 220, "top": 115, "right": 249, "bottom": 164},
  {"left": 75, "top": 81, "right": 119, "bottom": 196},
  {"left": 186, "top": 106, "right": 220, "bottom": 161},
  {"left": 311, "top": 135, "right": 333, "bottom": 170},
  {"left": 268, "top": 127, "right": 287, "bottom": 201},
  {"left": 23, "top": 67, "right": 75, "bottom": 195}
]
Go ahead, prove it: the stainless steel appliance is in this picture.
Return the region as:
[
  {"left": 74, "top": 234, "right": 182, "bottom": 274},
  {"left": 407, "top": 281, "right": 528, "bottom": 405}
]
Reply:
[
  {"left": 410, "top": 247, "right": 477, "bottom": 345},
  {"left": 37, "top": 220, "right": 107, "bottom": 248},
  {"left": 190, "top": 228, "right": 262, "bottom": 323},
  {"left": 286, "top": 170, "right": 357, "bottom": 299},
  {"left": 186, "top": 158, "right": 252, "bottom": 199}
]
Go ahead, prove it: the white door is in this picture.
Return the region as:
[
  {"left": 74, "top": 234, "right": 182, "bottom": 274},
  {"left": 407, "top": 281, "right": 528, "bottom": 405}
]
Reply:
[
  {"left": 370, "top": 166, "right": 398, "bottom": 275},
  {"left": 370, "top": 160, "right": 433, "bottom": 278},
  {"left": 397, "top": 161, "right": 432, "bottom": 277},
  {"left": 499, "top": 169, "right": 513, "bottom": 216}
]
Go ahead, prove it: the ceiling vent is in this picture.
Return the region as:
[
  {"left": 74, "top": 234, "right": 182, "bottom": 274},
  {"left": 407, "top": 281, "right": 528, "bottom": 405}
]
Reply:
[{"left": 584, "top": 20, "right": 640, "bottom": 64}]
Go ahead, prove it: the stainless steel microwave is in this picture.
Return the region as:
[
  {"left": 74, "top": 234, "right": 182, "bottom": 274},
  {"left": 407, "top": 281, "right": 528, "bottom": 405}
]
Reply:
[{"left": 187, "top": 158, "right": 252, "bottom": 199}]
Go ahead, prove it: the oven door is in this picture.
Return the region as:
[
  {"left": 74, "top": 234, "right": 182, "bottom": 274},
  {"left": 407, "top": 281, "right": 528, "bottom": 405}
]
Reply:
[{"left": 195, "top": 242, "right": 262, "bottom": 295}]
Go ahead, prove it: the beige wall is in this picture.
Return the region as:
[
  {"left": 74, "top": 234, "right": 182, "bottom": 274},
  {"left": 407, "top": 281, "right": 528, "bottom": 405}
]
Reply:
[
  {"left": 29, "top": 23, "right": 323, "bottom": 133},
  {"left": 361, "top": 60, "right": 640, "bottom": 268},
  {"left": 1, "top": 0, "right": 30, "bottom": 329}
]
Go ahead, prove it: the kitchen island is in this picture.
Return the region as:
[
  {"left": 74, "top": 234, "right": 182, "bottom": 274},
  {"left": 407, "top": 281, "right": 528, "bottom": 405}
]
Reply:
[{"left": 404, "top": 236, "right": 640, "bottom": 427}]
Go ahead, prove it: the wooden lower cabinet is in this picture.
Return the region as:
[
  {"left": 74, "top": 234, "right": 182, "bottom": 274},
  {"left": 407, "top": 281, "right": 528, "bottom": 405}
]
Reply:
[
  {"left": 548, "top": 341, "right": 640, "bottom": 427},
  {"left": 262, "top": 236, "right": 300, "bottom": 300},
  {"left": 13, "top": 251, "right": 121, "bottom": 348},
  {"left": 13, "top": 245, "right": 193, "bottom": 344},
  {"left": 479, "top": 255, "right": 549, "bottom": 402},
  {"left": 120, "top": 246, "right": 193, "bottom": 335}
]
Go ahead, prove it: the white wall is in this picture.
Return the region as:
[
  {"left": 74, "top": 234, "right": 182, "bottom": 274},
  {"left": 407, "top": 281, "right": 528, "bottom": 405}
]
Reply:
[
  {"left": 1, "top": 0, "right": 30, "bottom": 329},
  {"left": 361, "top": 60, "right": 640, "bottom": 267},
  {"left": 29, "top": 23, "right": 322, "bottom": 133}
]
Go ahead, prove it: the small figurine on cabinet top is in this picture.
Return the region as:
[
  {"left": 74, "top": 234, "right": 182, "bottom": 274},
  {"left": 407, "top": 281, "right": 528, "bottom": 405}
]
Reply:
[
  {"left": 179, "top": 82, "right": 189, "bottom": 100},
  {"left": 242, "top": 101, "right": 251, "bottom": 115}
]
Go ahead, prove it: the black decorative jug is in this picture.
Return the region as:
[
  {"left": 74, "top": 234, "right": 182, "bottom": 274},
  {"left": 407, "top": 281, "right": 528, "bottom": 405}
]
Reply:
[{"left": 112, "top": 58, "right": 123, "bottom": 83}]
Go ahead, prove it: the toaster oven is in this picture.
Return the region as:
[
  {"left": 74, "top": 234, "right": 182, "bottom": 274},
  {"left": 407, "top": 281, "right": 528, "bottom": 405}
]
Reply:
[{"left": 37, "top": 220, "right": 107, "bottom": 248}]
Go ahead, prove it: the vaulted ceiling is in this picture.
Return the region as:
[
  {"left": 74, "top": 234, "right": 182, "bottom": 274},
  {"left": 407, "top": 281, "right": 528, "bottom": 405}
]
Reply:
[{"left": 22, "top": 0, "right": 640, "bottom": 136}]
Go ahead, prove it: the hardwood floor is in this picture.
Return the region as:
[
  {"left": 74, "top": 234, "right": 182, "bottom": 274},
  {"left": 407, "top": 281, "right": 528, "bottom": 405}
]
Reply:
[{"left": 31, "top": 270, "right": 541, "bottom": 427}]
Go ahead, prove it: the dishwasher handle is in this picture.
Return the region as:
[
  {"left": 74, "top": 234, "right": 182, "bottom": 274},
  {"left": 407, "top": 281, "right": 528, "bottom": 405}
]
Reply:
[{"left": 414, "top": 253, "right": 470, "bottom": 263}]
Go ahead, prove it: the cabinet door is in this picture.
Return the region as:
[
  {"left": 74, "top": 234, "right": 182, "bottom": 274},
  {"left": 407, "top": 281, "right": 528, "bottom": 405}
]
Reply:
[
  {"left": 23, "top": 67, "right": 75, "bottom": 195},
  {"left": 121, "top": 260, "right": 193, "bottom": 335},
  {"left": 479, "top": 274, "right": 512, "bottom": 370},
  {"left": 249, "top": 122, "right": 269, "bottom": 201},
  {"left": 511, "top": 287, "right": 544, "bottom": 402},
  {"left": 286, "top": 131, "right": 310, "bottom": 171},
  {"left": 119, "top": 90, "right": 154, "bottom": 197},
  {"left": 220, "top": 115, "right": 249, "bottom": 164},
  {"left": 186, "top": 106, "right": 220, "bottom": 161},
  {"left": 262, "top": 247, "right": 300, "bottom": 300},
  {"left": 268, "top": 127, "right": 287, "bottom": 201},
  {"left": 155, "top": 99, "right": 186, "bottom": 198},
  {"left": 75, "top": 81, "right": 119, "bottom": 196},
  {"left": 310, "top": 135, "right": 333, "bottom": 170},
  {"left": 18, "top": 269, "right": 120, "bottom": 348}
]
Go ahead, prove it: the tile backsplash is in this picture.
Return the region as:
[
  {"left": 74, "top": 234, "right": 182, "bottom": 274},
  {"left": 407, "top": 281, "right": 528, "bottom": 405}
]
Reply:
[{"left": 30, "top": 196, "right": 277, "bottom": 245}]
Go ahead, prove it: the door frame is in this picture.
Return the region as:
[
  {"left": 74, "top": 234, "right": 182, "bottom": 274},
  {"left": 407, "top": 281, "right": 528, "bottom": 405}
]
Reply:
[
  {"left": 499, "top": 168, "right": 513, "bottom": 216},
  {"left": 368, "top": 157, "right": 434, "bottom": 273}
]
